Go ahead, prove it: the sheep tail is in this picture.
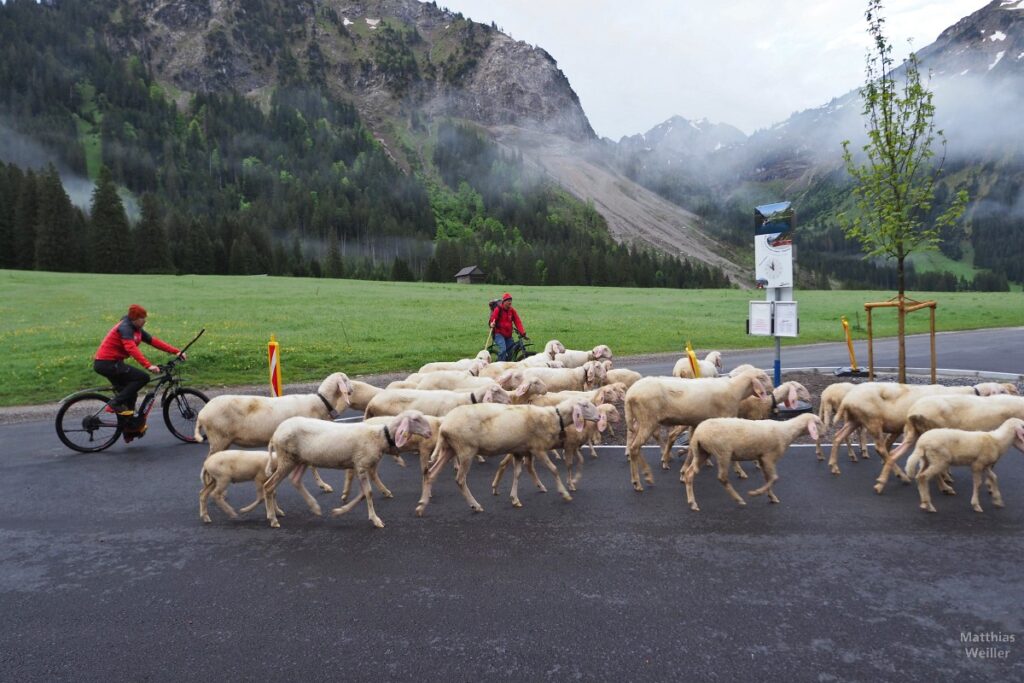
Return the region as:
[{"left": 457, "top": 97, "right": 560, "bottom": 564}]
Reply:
[
  {"left": 201, "top": 466, "right": 212, "bottom": 487},
  {"left": 193, "top": 418, "right": 205, "bottom": 443},
  {"left": 265, "top": 442, "right": 276, "bottom": 477},
  {"left": 905, "top": 448, "right": 924, "bottom": 479},
  {"left": 819, "top": 401, "right": 833, "bottom": 430}
]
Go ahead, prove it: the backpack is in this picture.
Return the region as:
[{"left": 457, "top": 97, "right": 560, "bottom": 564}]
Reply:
[{"left": 488, "top": 297, "right": 501, "bottom": 321}]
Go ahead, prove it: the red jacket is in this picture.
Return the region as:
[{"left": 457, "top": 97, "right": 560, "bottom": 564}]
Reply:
[
  {"left": 489, "top": 304, "right": 525, "bottom": 338},
  {"left": 94, "top": 316, "right": 180, "bottom": 367}
]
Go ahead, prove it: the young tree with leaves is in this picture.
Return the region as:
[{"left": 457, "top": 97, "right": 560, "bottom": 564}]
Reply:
[{"left": 840, "top": 0, "right": 968, "bottom": 382}]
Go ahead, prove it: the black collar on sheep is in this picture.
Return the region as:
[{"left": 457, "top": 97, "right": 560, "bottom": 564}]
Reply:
[
  {"left": 383, "top": 425, "right": 397, "bottom": 449},
  {"left": 316, "top": 391, "right": 340, "bottom": 419},
  {"left": 770, "top": 392, "right": 779, "bottom": 415},
  {"left": 554, "top": 407, "right": 566, "bottom": 436}
]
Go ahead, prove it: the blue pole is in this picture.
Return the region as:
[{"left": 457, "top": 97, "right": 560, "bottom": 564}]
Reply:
[{"left": 774, "top": 336, "right": 782, "bottom": 386}]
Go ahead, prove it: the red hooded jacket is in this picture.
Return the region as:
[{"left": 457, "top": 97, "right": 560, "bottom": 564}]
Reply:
[
  {"left": 94, "top": 316, "right": 180, "bottom": 368},
  {"left": 489, "top": 303, "right": 525, "bottom": 338}
]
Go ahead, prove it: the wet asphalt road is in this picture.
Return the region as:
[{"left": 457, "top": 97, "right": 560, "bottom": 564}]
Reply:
[{"left": 2, "top": 329, "right": 1024, "bottom": 681}]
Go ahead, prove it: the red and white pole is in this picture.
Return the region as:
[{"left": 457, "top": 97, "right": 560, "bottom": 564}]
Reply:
[{"left": 268, "top": 335, "right": 283, "bottom": 397}]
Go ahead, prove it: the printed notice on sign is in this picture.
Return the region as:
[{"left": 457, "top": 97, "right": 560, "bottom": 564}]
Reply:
[
  {"left": 749, "top": 301, "right": 773, "bottom": 336},
  {"left": 774, "top": 301, "right": 798, "bottom": 337}
]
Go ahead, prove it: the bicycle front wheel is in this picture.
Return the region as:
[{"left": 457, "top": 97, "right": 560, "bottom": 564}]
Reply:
[
  {"left": 55, "top": 393, "right": 122, "bottom": 452},
  {"left": 163, "top": 387, "right": 209, "bottom": 443}
]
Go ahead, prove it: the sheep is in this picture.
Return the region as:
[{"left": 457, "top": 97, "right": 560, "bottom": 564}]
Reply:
[
  {"left": 815, "top": 382, "right": 869, "bottom": 462},
  {"left": 672, "top": 351, "right": 723, "bottom": 379},
  {"left": 194, "top": 372, "right": 354, "bottom": 493},
  {"left": 492, "top": 403, "right": 619, "bottom": 492},
  {"left": 414, "top": 371, "right": 499, "bottom": 391},
  {"left": 737, "top": 381, "right": 811, "bottom": 420},
  {"left": 910, "top": 418, "right": 1024, "bottom": 513},
  {"left": 828, "top": 381, "right": 1012, "bottom": 483},
  {"left": 509, "top": 376, "right": 551, "bottom": 404},
  {"left": 342, "top": 414, "right": 445, "bottom": 502},
  {"left": 348, "top": 380, "right": 383, "bottom": 412},
  {"left": 728, "top": 364, "right": 760, "bottom": 378},
  {"left": 624, "top": 369, "right": 770, "bottom": 492},
  {"left": 525, "top": 382, "right": 626, "bottom": 409},
  {"left": 605, "top": 368, "right": 643, "bottom": 389},
  {"left": 554, "top": 344, "right": 613, "bottom": 369},
  {"left": 363, "top": 385, "right": 510, "bottom": 419},
  {"left": 415, "top": 398, "right": 603, "bottom": 514},
  {"left": 478, "top": 358, "right": 564, "bottom": 378},
  {"left": 199, "top": 449, "right": 283, "bottom": 523},
  {"left": 682, "top": 413, "right": 824, "bottom": 511},
  {"left": 881, "top": 394, "right": 1024, "bottom": 493},
  {"left": 520, "top": 339, "right": 567, "bottom": 367},
  {"left": 418, "top": 356, "right": 489, "bottom": 374},
  {"left": 263, "top": 411, "right": 434, "bottom": 528},
  {"left": 496, "top": 360, "right": 607, "bottom": 393}
]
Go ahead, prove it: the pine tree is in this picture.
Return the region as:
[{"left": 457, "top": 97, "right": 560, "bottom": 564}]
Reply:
[
  {"left": 90, "top": 166, "right": 132, "bottom": 271},
  {"left": 34, "top": 165, "right": 75, "bottom": 271},
  {"left": 13, "top": 169, "right": 38, "bottom": 270},
  {"left": 325, "top": 230, "right": 344, "bottom": 278},
  {"left": 390, "top": 256, "right": 415, "bottom": 281},
  {"left": 0, "top": 164, "right": 21, "bottom": 268},
  {"left": 133, "top": 193, "right": 173, "bottom": 273}
]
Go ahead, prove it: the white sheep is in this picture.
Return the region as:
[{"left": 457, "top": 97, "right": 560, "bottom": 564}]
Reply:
[
  {"left": 672, "top": 351, "right": 722, "bottom": 379},
  {"left": 418, "top": 356, "right": 489, "bottom": 374},
  {"left": 363, "top": 385, "right": 510, "bottom": 418},
  {"left": 415, "top": 398, "right": 603, "bottom": 514},
  {"left": 683, "top": 413, "right": 824, "bottom": 511},
  {"left": 263, "top": 410, "right": 434, "bottom": 528},
  {"left": 816, "top": 382, "right": 868, "bottom": 462},
  {"left": 413, "top": 371, "right": 499, "bottom": 391},
  {"left": 199, "top": 449, "right": 283, "bottom": 523},
  {"left": 525, "top": 382, "right": 626, "bottom": 409},
  {"left": 520, "top": 339, "right": 567, "bottom": 367},
  {"left": 194, "top": 372, "right": 354, "bottom": 493},
  {"left": 623, "top": 369, "right": 771, "bottom": 491},
  {"left": 554, "top": 344, "right": 613, "bottom": 369},
  {"left": 496, "top": 360, "right": 606, "bottom": 393},
  {"left": 478, "top": 358, "right": 564, "bottom": 378},
  {"left": 605, "top": 368, "right": 642, "bottom": 389},
  {"left": 829, "top": 381, "right": 1012, "bottom": 486},
  {"left": 910, "top": 418, "right": 1024, "bottom": 513},
  {"left": 348, "top": 380, "right": 383, "bottom": 412}
]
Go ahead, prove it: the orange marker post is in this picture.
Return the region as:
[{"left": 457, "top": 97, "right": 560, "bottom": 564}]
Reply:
[
  {"left": 268, "top": 334, "right": 283, "bottom": 397},
  {"left": 686, "top": 340, "right": 701, "bottom": 378},
  {"left": 841, "top": 316, "right": 859, "bottom": 372}
]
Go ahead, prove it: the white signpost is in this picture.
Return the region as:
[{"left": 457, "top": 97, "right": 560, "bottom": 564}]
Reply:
[{"left": 750, "top": 202, "right": 798, "bottom": 385}]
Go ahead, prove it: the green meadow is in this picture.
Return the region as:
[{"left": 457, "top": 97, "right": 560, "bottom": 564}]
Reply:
[{"left": 1, "top": 269, "right": 1021, "bottom": 406}]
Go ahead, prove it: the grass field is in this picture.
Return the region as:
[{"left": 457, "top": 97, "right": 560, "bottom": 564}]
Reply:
[{"left": 1, "top": 269, "right": 1021, "bottom": 406}]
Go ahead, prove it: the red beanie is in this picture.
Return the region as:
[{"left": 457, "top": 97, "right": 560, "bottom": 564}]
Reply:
[
  {"left": 502, "top": 292, "right": 512, "bottom": 301},
  {"left": 127, "top": 304, "right": 148, "bottom": 320}
]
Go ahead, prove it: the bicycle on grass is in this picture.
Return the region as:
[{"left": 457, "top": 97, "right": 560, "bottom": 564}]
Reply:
[{"left": 55, "top": 329, "right": 208, "bottom": 452}]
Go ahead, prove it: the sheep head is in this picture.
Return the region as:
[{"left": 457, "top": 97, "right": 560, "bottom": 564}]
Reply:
[
  {"left": 390, "top": 410, "right": 432, "bottom": 448},
  {"left": 474, "top": 350, "right": 491, "bottom": 365},
  {"left": 805, "top": 415, "right": 824, "bottom": 441},
  {"left": 597, "top": 403, "right": 619, "bottom": 433},
  {"left": 496, "top": 370, "right": 524, "bottom": 390},
  {"left": 598, "top": 382, "right": 626, "bottom": 404},
  {"left": 319, "top": 372, "right": 354, "bottom": 410},
  {"left": 1013, "top": 419, "right": 1024, "bottom": 452},
  {"left": 582, "top": 361, "right": 607, "bottom": 389},
  {"left": 467, "top": 360, "right": 487, "bottom": 376},
  {"left": 592, "top": 344, "right": 613, "bottom": 361},
  {"left": 565, "top": 399, "right": 600, "bottom": 433},
  {"left": 975, "top": 382, "right": 1011, "bottom": 396},
  {"left": 546, "top": 339, "right": 566, "bottom": 359},
  {"left": 1002, "top": 383, "right": 1020, "bottom": 396},
  {"left": 483, "top": 386, "right": 511, "bottom": 404},
  {"left": 514, "top": 377, "right": 547, "bottom": 398},
  {"left": 706, "top": 351, "right": 723, "bottom": 371}
]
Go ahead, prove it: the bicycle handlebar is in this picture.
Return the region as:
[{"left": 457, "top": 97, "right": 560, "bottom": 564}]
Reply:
[{"left": 160, "top": 329, "right": 205, "bottom": 374}]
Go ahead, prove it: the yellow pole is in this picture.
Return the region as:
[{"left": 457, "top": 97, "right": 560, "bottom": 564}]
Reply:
[
  {"left": 686, "top": 340, "right": 700, "bottom": 378},
  {"left": 841, "top": 316, "right": 859, "bottom": 371},
  {"left": 268, "top": 334, "right": 283, "bottom": 397}
]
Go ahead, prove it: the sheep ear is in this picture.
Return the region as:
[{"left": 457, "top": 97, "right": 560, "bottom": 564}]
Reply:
[
  {"left": 394, "top": 417, "right": 410, "bottom": 448},
  {"left": 808, "top": 418, "right": 820, "bottom": 441},
  {"left": 572, "top": 404, "right": 585, "bottom": 432},
  {"left": 514, "top": 382, "right": 529, "bottom": 397},
  {"left": 1015, "top": 425, "right": 1024, "bottom": 448},
  {"left": 597, "top": 412, "right": 608, "bottom": 433},
  {"left": 753, "top": 378, "right": 766, "bottom": 398},
  {"left": 787, "top": 385, "right": 798, "bottom": 408},
  {"left": 497, "top": 371, "right": 512, "bottom": 385}
]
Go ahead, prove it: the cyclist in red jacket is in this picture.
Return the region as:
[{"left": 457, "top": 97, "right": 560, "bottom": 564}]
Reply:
[
  {"left": 489, "top": 292, "right": 528, "bottom": 361},
  {"left": 93, "top": 304, "right": 184, "bottom": 415}
]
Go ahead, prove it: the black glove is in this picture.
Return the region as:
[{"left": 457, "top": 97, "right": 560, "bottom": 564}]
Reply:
[{"left": 522, "top": 335, "right": 530, "bottom": 341}]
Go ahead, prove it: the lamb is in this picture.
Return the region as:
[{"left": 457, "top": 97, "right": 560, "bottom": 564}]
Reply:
[
  {"left": 682, "top": 413, "right": 824, "bottom": 511},
  {"left": 883, "top": 394, "right": 1024, "bottom": 493},
  {"left": 605, "top": 368, "right": 643, "bottom": 389},
  {"left": 815, "top": 382, "right": 868, "bottom": 462},
  {"left": 910, "top": 418, "right": 1024, "bottom": 513},
  {"left": 414, "top": 371, "right": 500, "bottom": 391},
  {"left": 520, "top": 339, "right": 567, "bottom": 367},
  {"left": 194, "top": 372, "right": 354, "bottom": 493},
  {"left": 199, "top": 449, "right": 283, "bottom": 523},
  {"left": 554, "top": 344, "right": 613, "bottom": 369},
  {"left": 828, "top": 381, "right": 1012, "bottom": 483},
  {"left": 348, "top": 380, "right": 383, "bottom": 412},
  {"left": 478, "top": 358, "right": 564, "bottom": 378},
  {"left": 496, "top": 360, "right": 607, "bottom": 393},
  {"left": 263, "top": 410, "right": 433, "bottom": 528},
  {"left": 525, "top": 382, "right": 626, "bottom": 408},
  {"left": 415, "top": 398, "right": 603, "bottom": 514},
  {"left": 344, "top": 414, "right": 445, "bottom": 502},
  {"left": 492, "top": 403, "right": 619, "bottom": 492},
  {"left": 624, "top": 369, "right": 770, "bottom": 491},
  {"left": 363, "top": 385, "right": 510, "bottom": 419},
  {"left": 418, "top": 355, "right": 489, "bottom": 374},
  {"left": 672, "top": 351, "right": 723, "bottom": 379}
]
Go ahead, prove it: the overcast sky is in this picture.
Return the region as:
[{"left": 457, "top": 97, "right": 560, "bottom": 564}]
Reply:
[{"left": 440, "top": 0, "right": 987, "bottom": 139}]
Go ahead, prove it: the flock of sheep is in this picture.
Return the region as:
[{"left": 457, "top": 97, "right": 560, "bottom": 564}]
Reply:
[{"left": 192, "top": 340, "right": 1024, "bottom": 528}]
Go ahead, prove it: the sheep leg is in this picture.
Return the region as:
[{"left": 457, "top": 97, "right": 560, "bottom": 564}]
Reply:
[
  {"left": 829, "top": 422, "right": 857, "bottom": 475},
  {"left": 564, "top": 447, "right": 581, "bottom": 491},
  {"left": 290, "top": 465, "right": 322, "bottom": 516},
  {"left": 814, "top": 432, "right": 825, "bottom": 461},
  {"left": 359, "top": 470, "right": 385, "bottom": 528},
  {"left": 533, "top": 449, "right": 573, "bottom": 502},
  {"left": 526, "top": 456, "right": 547, "bottom": 492},
  {"left": 509, "top": 456, "right": 524, "bottom": 508},
  {"left": 569, "top": 448, "right": 584, "bottom": 489},
  {"left": 970, "top": 468, "right": 985, "bottom": 513},
  {"left": 262, "top": 460, "right": 297, "bottom": 528},
  {"left": 588, "top": 439, "right": 599, "bottom": 459},
  {"left": 661, "top": 426, "right": 686, "bottom": 470},
  {"left": 492, "top": 454, "right": 514, "bottom": 495},
  {"left": 871, "top": 432, "right": 904, "bottom": 494},
  {"left": 370, "top": 468, "right": 393, "bottom": 499},
  {"left": 416, "top": 444, "right": 452, "bottom": 517},
  {"left": 936, "top": 469, "right": 957, "bottom": 496},
  {"left": 238, "top": 478, "right": 268, "bottom": 514},
  {"left": 732, "top": 461, "right": 748, "bottom": 480},
  {"left": 627, "top": 423, "right": 657, "bottom": 491},
  {"left": 211, "top": 481, "right": 239, "bottom": 519},
  {"left": 682, "top": 452, "right": 707, "bottom": 512},
  {"left": 454, "top": 455, "right": 484, "bottom": 512},
  {"left": 340, "top": 470, "right": 355, "bottom": 503},
  {"left": 986, "top": 468, "right": 1004, "bottom": 508},
  {"left": 857, "top": 428, "right": 868, "bottom": 458},
  {"left": 199, "top": 480, "right": 216, "bottom": 523},
  {"left": 749, "top": 459, "right": 780, "bottom": 504},
  {"left": 330, "top": 483, "right": 366, "bottom": 516},
  {"left": 310, "top": 466, "right": 334, "bottom": 494},
  {"left": 716, "top": 457, "right": 746, "bottom": 507},
  {"left": 916, "top": 463, "right": 940, "bottom": 513}
]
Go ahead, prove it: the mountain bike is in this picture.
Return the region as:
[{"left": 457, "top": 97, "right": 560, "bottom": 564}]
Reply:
[
  {"left": 488, "top": 332, "right": 534, "bottom": 363},
  {"left": 55, "top": 329, "right": 208, "bottom": 453}
]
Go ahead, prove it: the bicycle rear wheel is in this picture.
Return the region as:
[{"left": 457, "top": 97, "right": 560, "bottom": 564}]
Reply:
[
  {"left": 163, "top": 387, "right": 209, "bottom": 443},
  {"left": 56, "top": 393, "right": 122, "bottom": 452}
]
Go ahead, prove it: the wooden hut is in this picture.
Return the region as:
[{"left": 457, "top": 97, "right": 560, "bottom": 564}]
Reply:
[{"left": 454, "top": 265, "right": 486, "bottom": 284}]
